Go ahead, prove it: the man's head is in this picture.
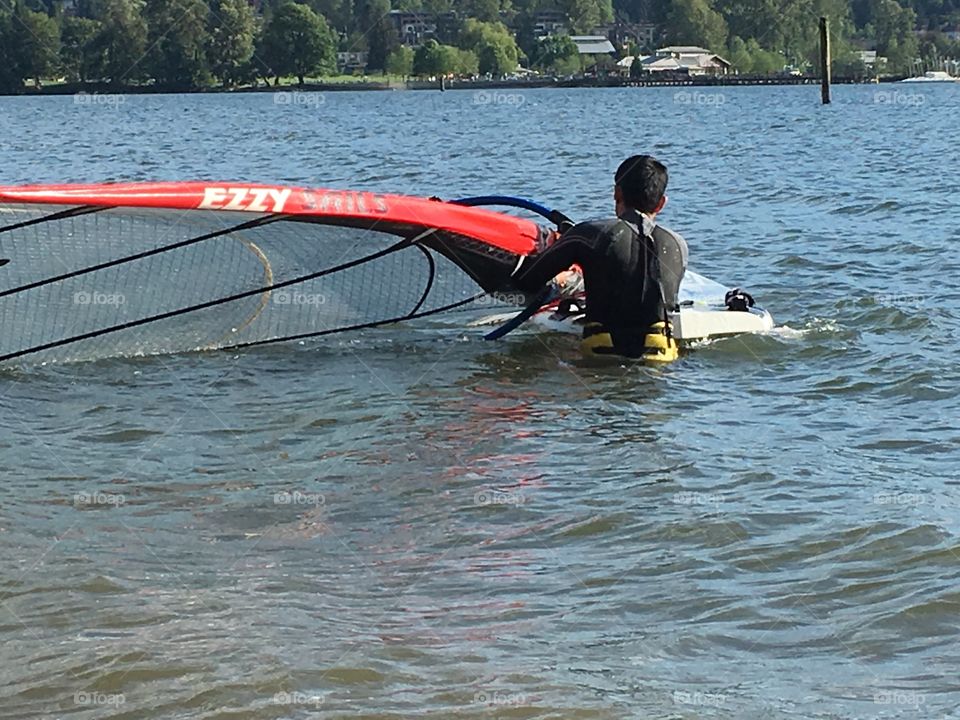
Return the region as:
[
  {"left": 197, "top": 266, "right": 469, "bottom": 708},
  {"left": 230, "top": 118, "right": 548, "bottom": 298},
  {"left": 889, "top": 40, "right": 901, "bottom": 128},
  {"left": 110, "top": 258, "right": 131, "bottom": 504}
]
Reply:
[{"left": 614, "top": 155, "right": 668, "bottom": 217}]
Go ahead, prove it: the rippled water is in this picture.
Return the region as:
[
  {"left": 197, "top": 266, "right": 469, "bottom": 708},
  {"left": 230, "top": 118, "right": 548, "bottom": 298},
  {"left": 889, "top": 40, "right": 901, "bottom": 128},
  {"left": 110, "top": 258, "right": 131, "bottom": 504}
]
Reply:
[{"left": 2, "top": 85, "right": 959, "bottom": 718}]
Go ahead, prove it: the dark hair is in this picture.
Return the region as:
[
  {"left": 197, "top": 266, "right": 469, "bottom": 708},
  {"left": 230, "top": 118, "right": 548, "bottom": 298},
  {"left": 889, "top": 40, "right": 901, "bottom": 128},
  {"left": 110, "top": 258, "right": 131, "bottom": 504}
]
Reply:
[{"left": 614, "top": 155, "right": 668, "bottom": 213}]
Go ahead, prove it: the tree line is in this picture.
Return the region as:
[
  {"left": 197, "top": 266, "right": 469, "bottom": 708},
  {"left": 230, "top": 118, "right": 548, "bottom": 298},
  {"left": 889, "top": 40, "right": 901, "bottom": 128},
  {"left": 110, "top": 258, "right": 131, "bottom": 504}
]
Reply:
[{"left": 0, "top": 0, "right": 958, "bottom": 93}]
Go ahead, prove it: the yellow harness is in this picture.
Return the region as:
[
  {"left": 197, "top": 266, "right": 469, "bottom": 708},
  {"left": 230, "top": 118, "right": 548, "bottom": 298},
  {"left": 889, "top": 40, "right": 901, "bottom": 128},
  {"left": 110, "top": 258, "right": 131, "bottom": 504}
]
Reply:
[{"left": 580, "top": 321, "right": 678, "bottom": 363}]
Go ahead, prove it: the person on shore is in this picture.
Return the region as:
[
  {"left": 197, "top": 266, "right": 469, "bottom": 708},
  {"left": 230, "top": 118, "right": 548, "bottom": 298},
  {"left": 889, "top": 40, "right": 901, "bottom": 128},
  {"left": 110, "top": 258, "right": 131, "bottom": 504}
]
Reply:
[{"left": 510, "top": 155, "right": 688, "bottom": 361}]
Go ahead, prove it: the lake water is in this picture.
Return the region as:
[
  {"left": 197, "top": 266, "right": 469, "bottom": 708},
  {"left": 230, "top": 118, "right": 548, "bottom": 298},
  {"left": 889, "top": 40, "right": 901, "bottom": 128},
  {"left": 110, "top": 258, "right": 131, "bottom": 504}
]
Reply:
[{"left": 1, "top": 84, "right": 959, "bottom": 719}]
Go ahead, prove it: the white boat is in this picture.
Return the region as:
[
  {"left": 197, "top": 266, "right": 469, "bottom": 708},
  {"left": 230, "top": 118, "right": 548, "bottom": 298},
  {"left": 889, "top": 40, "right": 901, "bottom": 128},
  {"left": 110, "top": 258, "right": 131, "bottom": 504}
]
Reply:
[{"left": 901, "top": 71, "right": 958, "bottom": 82}]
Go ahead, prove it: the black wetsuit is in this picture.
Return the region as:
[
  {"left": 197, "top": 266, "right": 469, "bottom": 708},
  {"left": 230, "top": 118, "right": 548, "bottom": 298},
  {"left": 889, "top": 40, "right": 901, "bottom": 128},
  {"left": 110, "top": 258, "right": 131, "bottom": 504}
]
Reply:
[{"left": 512, "top": 209, "right": 688, "bottom": 356}]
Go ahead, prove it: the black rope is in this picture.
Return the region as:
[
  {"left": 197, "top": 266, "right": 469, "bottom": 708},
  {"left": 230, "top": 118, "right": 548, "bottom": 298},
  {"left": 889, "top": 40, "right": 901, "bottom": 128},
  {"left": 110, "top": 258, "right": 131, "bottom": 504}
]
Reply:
[
  {"left": 408, "top": 245, "right": 437, "bottom": 317},
  {"left": 0, "top": 214, "right": 280, "bottom": 299},
  {"left": 0, "top": 237, "right": 414, "bottom": 363},
  {"left": 220, "top": 294, "right": 487, "bottom": 352},
  {"left": 0, "top": 205, "right": 107, "bottom": 236}
]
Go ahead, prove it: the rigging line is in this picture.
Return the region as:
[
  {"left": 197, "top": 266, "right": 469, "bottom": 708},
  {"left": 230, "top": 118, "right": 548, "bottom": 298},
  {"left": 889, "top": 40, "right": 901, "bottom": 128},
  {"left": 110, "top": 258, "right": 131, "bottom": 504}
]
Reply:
[
  {"left": 220, "top": 294, "right": 488, "bottom": 352},
  {"left": 0, "top": 237, "right": 415, "bottom": 364},
  {"left": 0, "top": 214, "right": 281, "bottom": 299},
  {"left": 408, "top": 245, "right": 437, "bottom": 317},
  {"left": 0, "top": 205, "right": 108, "bottom": 236}
]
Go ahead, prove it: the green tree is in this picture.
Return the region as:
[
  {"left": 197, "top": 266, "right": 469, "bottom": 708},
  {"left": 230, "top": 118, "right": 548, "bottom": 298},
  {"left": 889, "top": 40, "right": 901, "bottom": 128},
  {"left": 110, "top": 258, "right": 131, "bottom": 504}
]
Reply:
[
  {"left": 413, "top": 38, "right": 445, "bottom": 74},
  {"left": 13, "top": 4, "right": 61, "bottom": 87},
  {"left": 559, "top": 0, "right": 613, "bottom": 34},
  {"left": 144, "top": 0, "right": 212, "bottom": 89},
  {"left": 513, "top": 9, "right": 539, "bottom": 60},
  {"left": 745, "top": 37, "right": 785, "bottom": 73},
  {"left": 727, "top": 34, "right": 753, "bottom": 72},
  {"left": 870, "top": 0, "right": 919, "bottom": 72},
  {"left": 412, "top": 39, "right": 474, "bottom": 74},
  {"left": 385, "top": 45, "right": 415, "bottom": 75},
  {"left": 61, "top": 15, "right": 103, "bottom": 82},
  {"left": 259, "top": 2, "right": 337, "bottom": 84},
  {"left": 305, "top": 0, "right": 353, "bottom": 30},
  {"left": 447, "top": 45, "right": 480, "bottom": 73},
  {"left": 0, "top": 11, "right": 25, "bottom": 93},
  {"left": 716, "top": 0, "right": 781, "bottom": 48},
  {"left": 93, "top": 0, "right": 148, "bottom": 85},
  {"left": 665, "top": 0, "right": 728, "bottom": 51},
  {"left": 423, "top": 0, "right": 452, "bottom": 12},
  {"left": 533, "top": 33, "right": 579, "bottom": 71},
  {"left": 459, "top": 19, "right": 519, "bottom": 74},
  {"left": 463, "top": 0, "right": 502, "bottom": 22},
  {"left": 362, "top": 0, "right": 399, "bottom": 71},
  {"left": 207, "top": 0, "right": 256, "bottom": 87}
]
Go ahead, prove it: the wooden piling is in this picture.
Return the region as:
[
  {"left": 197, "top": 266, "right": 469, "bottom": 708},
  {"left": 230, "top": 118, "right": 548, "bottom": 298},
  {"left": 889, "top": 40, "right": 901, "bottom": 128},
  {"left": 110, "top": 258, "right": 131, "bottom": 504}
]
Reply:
[{"left": 820, "top": 17, "right": 831, "bottom": 104}]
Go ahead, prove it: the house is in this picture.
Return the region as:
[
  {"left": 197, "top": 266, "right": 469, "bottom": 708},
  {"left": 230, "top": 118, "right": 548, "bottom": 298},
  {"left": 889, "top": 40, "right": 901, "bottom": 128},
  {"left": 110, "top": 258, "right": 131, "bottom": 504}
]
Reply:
[
  {"left": 610, "top": 22, "right": 659, "bottom": 52},
  {"left": 337, "top": 51, "right": 369, "bottom": 73},
  {"left": 434, "top": 12, "right": 460, "bottom": 44},
  {"left": 641, "top": 46, "right": 732, "bottom": 76},
  {"left": 533, "top": 10, "right": 569, "bottom": 38},
  {"left": 616, "top": 55, "right": 650, "bottom": 76},
  {"left": 388, "top": 11, "right": 438, "bottom": 47},
  {"left": 570, "top": 35, "right": 617, "bottom": 56}
]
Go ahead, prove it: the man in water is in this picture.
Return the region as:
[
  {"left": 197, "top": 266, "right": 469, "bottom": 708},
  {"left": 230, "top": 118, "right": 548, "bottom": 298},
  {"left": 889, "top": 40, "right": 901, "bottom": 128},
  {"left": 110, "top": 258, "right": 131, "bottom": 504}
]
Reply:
[{"left": 510, "top": 155, "right": 688, "bottom": 361}]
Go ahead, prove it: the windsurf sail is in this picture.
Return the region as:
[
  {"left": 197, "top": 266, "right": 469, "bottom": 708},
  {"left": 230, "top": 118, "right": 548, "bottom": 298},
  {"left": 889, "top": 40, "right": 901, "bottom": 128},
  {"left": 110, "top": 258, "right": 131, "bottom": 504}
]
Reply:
[{"left": 0, "top": 183, "right": 545, "bottom": 365}]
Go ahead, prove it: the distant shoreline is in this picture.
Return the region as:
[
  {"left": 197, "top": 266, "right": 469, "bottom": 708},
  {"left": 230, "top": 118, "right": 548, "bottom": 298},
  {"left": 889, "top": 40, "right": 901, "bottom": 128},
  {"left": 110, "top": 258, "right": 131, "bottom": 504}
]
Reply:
[{"left": 0, "top": 74, "right": 902, "bottom": 98}]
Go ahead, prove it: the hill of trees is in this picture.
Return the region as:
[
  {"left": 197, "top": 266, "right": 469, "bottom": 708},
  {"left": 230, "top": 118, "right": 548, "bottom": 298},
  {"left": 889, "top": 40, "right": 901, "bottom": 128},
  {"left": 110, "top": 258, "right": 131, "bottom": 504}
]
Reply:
[{"left": 0, "top": 0, "right": 958, "bottom": 92}]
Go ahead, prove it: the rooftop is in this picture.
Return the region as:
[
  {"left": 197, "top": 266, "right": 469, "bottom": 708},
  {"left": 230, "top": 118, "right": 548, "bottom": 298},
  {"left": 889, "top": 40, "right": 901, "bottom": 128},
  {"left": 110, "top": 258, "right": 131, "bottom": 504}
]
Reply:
[
  {"left": 656, "top": 46, "right": 712, "bottom": 55},
  {"left": 570, "top": 35, "right": 617, "bottom": 55}
]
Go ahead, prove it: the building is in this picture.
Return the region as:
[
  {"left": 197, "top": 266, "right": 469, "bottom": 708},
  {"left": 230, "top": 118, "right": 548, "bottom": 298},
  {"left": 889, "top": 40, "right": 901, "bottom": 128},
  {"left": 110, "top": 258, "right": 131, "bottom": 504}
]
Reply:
[
  {"left": 533, "top": 10, "right": 568, "bottom": 38},
  {"left": 616, "top": 55, "right": 644, "bottom": 75},
  {"left": 857, "top": 50, "right": 879, "bottom": 67},
  {"left": 388, "top": 11, "right": 438, "bottom": 47},
  {"left": 609, "top": 22, "right": 659, "bottom": 52},
  {"left": 434, "top": 12, "right": 460, "bottom": 44},
  {"left": 640, "top": 46, "right": 732, "bottom": 76},
  {"left": 570, "top": 35, "right": 617, "bottom": 56},
  {"left": 337, "top": 51, "right": 369, "bottom": 73}
]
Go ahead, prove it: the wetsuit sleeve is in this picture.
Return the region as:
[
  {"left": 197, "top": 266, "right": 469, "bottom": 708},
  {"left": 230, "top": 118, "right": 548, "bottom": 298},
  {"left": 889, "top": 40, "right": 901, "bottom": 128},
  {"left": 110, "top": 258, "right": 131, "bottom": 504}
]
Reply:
[
  {"left": 511, "top": 231, "right": 600, "bottom": 292},
  {"left": 652, "top": 227, "right": 688, "bottom": 312}
]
